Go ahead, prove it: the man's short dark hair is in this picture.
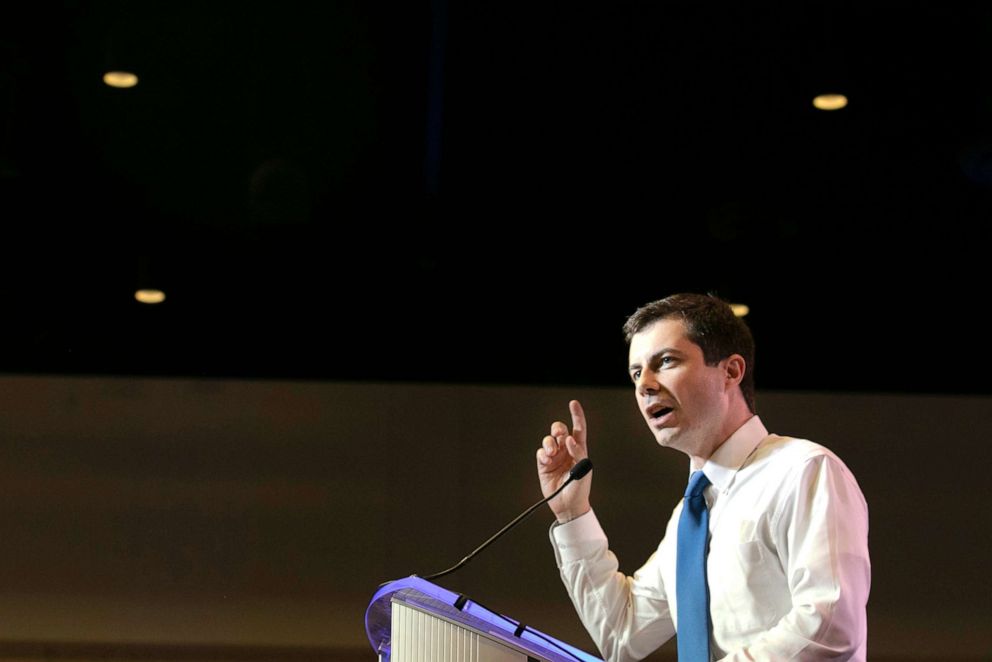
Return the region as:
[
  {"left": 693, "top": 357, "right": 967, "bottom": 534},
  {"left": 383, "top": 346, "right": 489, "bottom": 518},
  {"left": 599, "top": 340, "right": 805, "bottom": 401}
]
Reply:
[{"left": 623, "top": 293, "right": 756, "bottom": 413}]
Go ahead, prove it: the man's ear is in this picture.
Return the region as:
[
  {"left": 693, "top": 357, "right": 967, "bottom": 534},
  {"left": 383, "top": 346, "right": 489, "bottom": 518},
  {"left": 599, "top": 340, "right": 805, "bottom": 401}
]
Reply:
[{"left": 724, "top": 354, "right": 746, "bottom": 386}]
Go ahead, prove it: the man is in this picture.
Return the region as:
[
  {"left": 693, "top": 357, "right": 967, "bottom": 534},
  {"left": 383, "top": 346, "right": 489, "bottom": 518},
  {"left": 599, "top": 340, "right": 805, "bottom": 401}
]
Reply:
[{"left": 536, "top": 293, "right": 870, "bottom": 661}]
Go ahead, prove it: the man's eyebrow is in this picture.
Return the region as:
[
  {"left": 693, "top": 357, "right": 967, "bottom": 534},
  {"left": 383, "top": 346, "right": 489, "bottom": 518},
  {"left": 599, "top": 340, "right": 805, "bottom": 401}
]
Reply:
[{"left": 628, "top": 347, "right": 684, "bottom": 371}]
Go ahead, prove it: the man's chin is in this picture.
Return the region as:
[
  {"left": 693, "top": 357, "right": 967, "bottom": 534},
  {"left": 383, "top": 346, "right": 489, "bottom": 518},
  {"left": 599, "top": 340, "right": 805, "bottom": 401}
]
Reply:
[{"left": 653, "top": 428, "right": 680, "bottom": 448}]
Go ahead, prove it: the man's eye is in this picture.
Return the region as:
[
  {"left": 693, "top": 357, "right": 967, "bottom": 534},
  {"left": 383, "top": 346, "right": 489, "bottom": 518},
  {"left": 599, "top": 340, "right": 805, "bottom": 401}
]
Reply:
[
  {"left": 660, "top": 356, "right": 676, "bottom": 366},
  {"left": 631, "top": 370, "right": 641, "bottom": 381}
]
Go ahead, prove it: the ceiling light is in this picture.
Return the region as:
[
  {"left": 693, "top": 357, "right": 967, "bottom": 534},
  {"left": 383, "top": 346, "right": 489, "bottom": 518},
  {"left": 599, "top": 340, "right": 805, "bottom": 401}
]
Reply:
[
  {"left": 730, "top": 303, "right": 749, "bottom": 318},
  {"left": 812, "top": 93, "right": 847, "bottom": 111},
  {"left": 103, "top": 71, "right": 139, "bottom": 88},
  {"left": 135, "top": 289, "right": 165, "bottom": 304}
]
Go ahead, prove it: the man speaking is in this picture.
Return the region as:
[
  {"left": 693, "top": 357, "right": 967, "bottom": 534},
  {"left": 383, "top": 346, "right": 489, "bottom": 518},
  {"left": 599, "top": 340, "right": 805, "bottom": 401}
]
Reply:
[{"left": 536, "top": 293, "right": 870, "bottom": 661}]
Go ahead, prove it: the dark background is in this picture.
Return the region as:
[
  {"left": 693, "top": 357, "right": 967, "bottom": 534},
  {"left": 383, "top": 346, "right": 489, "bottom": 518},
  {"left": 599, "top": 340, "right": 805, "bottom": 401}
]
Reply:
[{"left": 2, "top": 2, "right": 989, "bottom": 394}]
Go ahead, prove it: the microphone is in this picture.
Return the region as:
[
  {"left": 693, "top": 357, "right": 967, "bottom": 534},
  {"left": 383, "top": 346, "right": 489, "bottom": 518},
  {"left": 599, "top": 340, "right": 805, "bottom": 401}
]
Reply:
[{"left": 420, "top": 458, "right": 593, "bottom": 581}]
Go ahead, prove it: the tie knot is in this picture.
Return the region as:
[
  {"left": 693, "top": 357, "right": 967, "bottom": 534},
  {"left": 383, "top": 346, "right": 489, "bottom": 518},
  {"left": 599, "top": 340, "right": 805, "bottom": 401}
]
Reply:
[{"left": 685, "top": 470, "right": 710, "bottom": 498}]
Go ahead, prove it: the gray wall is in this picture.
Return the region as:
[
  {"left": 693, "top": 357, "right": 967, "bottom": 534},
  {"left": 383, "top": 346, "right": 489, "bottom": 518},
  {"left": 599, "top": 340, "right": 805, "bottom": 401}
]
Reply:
[{"left": 0, "top": 375, "right": 989, "bottom": 659}]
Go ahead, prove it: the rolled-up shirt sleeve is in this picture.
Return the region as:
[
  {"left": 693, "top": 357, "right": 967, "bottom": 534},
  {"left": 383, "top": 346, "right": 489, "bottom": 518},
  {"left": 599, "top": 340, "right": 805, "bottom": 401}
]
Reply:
[{"left": 551, "top": 511, "right": 677, "bottom": 662}]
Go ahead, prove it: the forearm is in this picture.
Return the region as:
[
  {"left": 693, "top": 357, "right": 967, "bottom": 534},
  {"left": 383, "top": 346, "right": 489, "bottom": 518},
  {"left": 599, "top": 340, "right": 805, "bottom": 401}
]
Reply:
[
  {"left": 716, "top": 569, "right": 870, "bottom": 661},
  {"left": 552, "top": 511, "right": 675, "bottom": 662}
]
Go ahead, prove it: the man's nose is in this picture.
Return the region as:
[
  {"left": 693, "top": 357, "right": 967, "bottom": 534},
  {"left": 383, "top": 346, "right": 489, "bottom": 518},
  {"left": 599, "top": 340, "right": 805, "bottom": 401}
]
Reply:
[{"left": 636, "top": 371, "right": 659, "bottom": 396}]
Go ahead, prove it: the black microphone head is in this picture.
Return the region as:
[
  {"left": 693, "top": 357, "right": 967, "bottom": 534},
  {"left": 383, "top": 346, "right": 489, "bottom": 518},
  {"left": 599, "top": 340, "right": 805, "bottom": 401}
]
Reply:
[{"left": 569, "top": 458, "right": 593, "bottom": 480}]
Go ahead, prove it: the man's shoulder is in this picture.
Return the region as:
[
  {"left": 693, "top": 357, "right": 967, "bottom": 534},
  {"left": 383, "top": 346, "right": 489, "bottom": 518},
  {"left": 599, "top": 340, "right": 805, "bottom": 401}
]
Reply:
[
  {"left": 737, "top": 434, "right": 866, "bottom": 524},
  {"left": 749, "top": 434, "right": 851, "bottom": 479}
]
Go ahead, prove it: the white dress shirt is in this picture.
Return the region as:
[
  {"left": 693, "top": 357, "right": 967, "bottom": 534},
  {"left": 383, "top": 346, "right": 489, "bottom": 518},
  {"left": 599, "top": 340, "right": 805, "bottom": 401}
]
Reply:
[{"left": 550, "top": 416, "right": 870, "bottom": 661}]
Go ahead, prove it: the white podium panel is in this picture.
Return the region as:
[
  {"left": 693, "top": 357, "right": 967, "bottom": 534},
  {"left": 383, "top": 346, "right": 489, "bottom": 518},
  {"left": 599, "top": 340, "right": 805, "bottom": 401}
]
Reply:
[
  {"left": 366, "top": 577, "right": 601, "bottom": 662},
  {"left": 391, "top": 601, "right": 527, "bottom": 662}
]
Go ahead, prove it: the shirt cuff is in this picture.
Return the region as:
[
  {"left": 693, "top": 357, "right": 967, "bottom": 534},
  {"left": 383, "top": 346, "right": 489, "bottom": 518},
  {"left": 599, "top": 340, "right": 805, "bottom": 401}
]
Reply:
[{"left": 549, "top": 509, "right": 608, "bottom": 565}]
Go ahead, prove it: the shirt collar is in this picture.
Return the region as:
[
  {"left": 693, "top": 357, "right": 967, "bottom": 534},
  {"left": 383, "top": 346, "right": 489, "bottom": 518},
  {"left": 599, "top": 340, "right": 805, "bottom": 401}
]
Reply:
[{"left": 699, "top": 415, "right": 768, "bottom": 494}]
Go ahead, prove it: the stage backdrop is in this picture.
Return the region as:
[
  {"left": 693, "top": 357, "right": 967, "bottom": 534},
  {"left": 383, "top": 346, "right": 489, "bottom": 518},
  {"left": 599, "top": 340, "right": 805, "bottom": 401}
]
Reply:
[{"left": 0, "top": 375, "right": 989, "bottom": 661}]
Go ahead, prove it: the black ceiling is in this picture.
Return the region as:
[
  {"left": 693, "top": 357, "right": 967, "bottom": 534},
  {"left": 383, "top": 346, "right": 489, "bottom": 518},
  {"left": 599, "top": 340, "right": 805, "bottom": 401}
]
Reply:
[{"left": 2, "top": 2, "right": 990, "bottom": 395}]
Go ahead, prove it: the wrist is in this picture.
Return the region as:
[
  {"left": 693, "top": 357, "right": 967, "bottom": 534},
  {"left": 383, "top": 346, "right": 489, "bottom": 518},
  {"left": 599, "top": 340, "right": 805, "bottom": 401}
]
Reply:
[{"left": 555, "top": 504, "right": 591, "bottom": 524}]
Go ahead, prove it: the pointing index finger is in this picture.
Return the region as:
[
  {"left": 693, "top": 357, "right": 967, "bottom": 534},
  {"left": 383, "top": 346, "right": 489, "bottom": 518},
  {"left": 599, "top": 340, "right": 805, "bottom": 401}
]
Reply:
[{"left": 569, "top": 400, "right": 587, "bottom": 446}]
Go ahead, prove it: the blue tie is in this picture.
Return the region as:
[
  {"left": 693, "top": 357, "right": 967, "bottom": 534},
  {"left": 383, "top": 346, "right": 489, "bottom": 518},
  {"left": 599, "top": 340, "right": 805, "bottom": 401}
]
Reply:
[{"left": 677, "top": 470, "right": 712, "bottom": 661}]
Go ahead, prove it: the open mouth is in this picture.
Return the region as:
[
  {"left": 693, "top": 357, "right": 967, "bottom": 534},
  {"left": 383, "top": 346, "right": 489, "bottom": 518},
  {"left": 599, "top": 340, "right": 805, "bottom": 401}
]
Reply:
[{"left": 648, "top": 405, "right": 673, "bottom": 419}]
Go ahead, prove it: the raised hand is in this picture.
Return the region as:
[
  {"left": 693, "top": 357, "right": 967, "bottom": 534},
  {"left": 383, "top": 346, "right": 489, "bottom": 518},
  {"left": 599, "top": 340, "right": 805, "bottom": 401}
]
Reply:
[{"left": 536, "top": 400, "right": 592, "bottom": 523}]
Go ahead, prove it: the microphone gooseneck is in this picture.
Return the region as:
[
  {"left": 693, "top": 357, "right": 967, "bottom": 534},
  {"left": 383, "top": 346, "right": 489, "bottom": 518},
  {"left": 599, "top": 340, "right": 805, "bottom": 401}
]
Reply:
[{"left": 420, "top": 458, "right": 593, "bottom": 582}]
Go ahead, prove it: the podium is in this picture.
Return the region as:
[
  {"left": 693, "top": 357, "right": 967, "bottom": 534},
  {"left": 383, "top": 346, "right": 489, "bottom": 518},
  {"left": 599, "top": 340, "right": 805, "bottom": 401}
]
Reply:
[{"left": 366, "top": 577, "right": 602, "bottom": 662}]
